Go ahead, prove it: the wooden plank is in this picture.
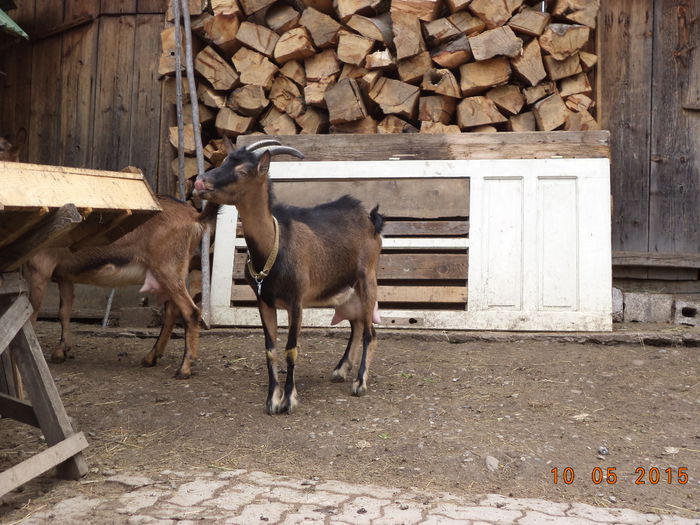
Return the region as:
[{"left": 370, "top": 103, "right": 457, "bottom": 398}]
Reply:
[
  {"left": 28, "top": 37, "right": 63, "bottom": 166},
  {"left": 129, "top": 14, "right": 165, "bottom": 188},
  {"left": 232, "top": 284, "right": 467, "bottom": 303},
  {"left": 92, "top": 15, "right": 137, "bottom": 171},
  {"left": 138, "top": 0, "right": 168, "bottom": 12},
  {"left": 0, "top": 432, "right": 89, "bottom": 497},
  {"left": 157, "top": 83, "right": 177, "bottom": 195},
  {"left": 59, "top": 22, "right": 98, "bottom": 168},
  {"left": 272, "top": 178, "right": 469, "bottom": 218},
  {"left": 101, "top": 0, "right": 137, "bottom": 13},
  {"left": 65, "top": 0, "right": 100, "bottom": 20},
  {"left": 233, "top": 237, "right": 468, "bottom": 249},
  {"left": 0, "top": 208, "right": 51, "bottom": 250},
  {"left": 34, "top": 0, "right": 64, "bottom": 29},
  {"left": 10, "top": 323, "right": 89, "bottom": 480},
  {"left": 0, "top": 162, "right": 161, "bottom": 211},
  {"left": 613, "top": 252, "right": 700, "bottom": 269},
  {"left": 0, "top": 392, "right": 39, "bottom": 427},
  {"left": 0, "top": 294, "right": 33, "bottom": 352},
  {"left": 236, "top": 132, "right": 611, "bottom": 160},
  {"left": 598, "top": 1, "right": 653, "bottom": 252},
  {"left": 0, "top": 351, "right": 17, "bottom": 397},
  {"left": 649, "top": 0, "right": 700, "bottom": 253},
  {"left": 234, "top": 253, "right": 468, "bottom": 280},
  {"left": 0, "top": 273, "right": 29, "bottom": 296},
  {"left": 381, "top": 220, "right": 469, "bottom": 236},
  {"left": 0, "top": 204, "right": 83, "bottom": 271}
]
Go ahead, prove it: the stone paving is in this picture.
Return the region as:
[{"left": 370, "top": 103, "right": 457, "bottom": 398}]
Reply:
[{"left": 16, "top": 469, "right": 699, "bottom": 525}]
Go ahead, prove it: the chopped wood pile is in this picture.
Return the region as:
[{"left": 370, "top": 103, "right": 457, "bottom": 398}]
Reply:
[{"left": 160, "top": 0, "right": 600, "bottom": 172}]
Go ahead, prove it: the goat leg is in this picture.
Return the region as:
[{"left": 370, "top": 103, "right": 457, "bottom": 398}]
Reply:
[
  {"left": 279, "top": 303, "right": 302, "bottom": 415},
  {"left": 51, "top": 280, "right": 75, "bottom": 363},
  {"left": 351, "top": 275, "right": 378, "bottom": 397},
  {"left": 142, "top": 300, "right": 178, "bottom": 368},
  {"left": 259, "top": 301, "right": 283, "bottom": 414},
  {"left": 331, "top": 319, "right": 361, "bottom": 382}
]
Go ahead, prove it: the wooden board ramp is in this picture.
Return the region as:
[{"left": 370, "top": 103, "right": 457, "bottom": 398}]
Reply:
[{"left": 0, "top": 162, "right": 160, "bottom": 497}]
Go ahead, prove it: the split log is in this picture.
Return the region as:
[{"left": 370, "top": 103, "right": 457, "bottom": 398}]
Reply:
[
  {"left": 397, "top": 51, "right": 432, "bottom": 84},
  {"left": 270, "top": 76, "right": 305, "bottom": 117},
  {"left": 232, "top": 47, "right": 279, "bottom": 88},
  {"left": 424, "top": 18, "right": 460, "bottom": 46},
  {"left": 390, "top": 0, "right": 443, "bottom": 22},
  {"left": 378, "top": 115, "right": 419, "bottom": 133},
  {"left": 552, "top": 0, "right": 600, "bottom": 29},
  {"left": 347, "top": 13, "right": 393, "bottom": 43},
  {"left": 228, "top": 84, "right": 270, "bottom": 116},
  {"left": 458, "top": 57, "right": 510, "bottom": 96},
  {"left": 331, "top": 116, "right": 378, "bottom": 133},
  {"left": 183, "top": 103, "right": 215, "bottom": 125},
  {"left": 195, "top": 46, "right": 240, "bottom": 90},
  {"left": 204, "top": 139, "right": 227, "bottom": 165},
  {"left": 456, "top": 96, "right": 507, "bottom": 128},
  {"left": 364, "top": 49, "right": 395, "bottom": 70},
  {"left": 215, "top": 107, "right": 255, "bottom": 136},
  {"left": 471, "top": 125, "right": 497, "bottom": 132},
  {"left": 468, "top": 0, "right": 522, "bottom": 29},
  {"left": 448, "top": 11, "right": 485, "bottom": 35},
  {"left": 260, "top": 106, "right": 299, "bottom": 134},
  {"left": 265, "top": 4, "right": 302, "bottom": 34},
  {"left": 305, "top": 49, "right": 341, "bottom": 81},
  {"left": 559, "top": 72, "right": 591, "bottom": 97},
  {"left": 337, "top": 33, "right": 375, "bottom": 65},
  {"left": 295, "top": 107, "right": 329, "bottom": 133},
  {"left": 523, "top": 81, "right": 557, "bottom": 104},
  {"left": 422, "top": 68, "right": 462, "bottom": 98},
  {"left": 239, "top": 0, "right": 276, "bottom": 16},
  {"left": 419, "top": 95, "right": 457, "bottom": 123},
  {"left": 539, "top": 23, "right": 590, "bottom": 60},
  {"left": 169, "top": 124, "right": 196, "bottom": 154},
  {"left": 299, "top": 7, "right": 342, "bottom": 49},
  {"left": 368, "top": 77, "right": 420, "bottom": 118},
  {"left": 236, "top": 21, "right": 280, "bottom": 57},
  {"left": 324, "top": 78, "right": 368, "bottom": 123},
  {"left": 304, "top": 75, "right": 337, "bottom": 106},
  {"left": 420, "top": 121, "right": 461, "bottom": 133},
  {"left": 299, "top": 0, "right": 335, "bottom": 15},
  {"left": 339, "top": 63, "right": 369, "bottom": 81},
  {"left": 579, "top": 50, "right": 597, "bottom": 71},
  {"left": 171, "top": 157, "right": 212, "bottom": 179},
  {"left": 431, "top": 34, "right": 472, "bottom": 69},
  {"left": 507, "top": 111, "right": 536, "bottom": 131},
  {"left": 532, "top": 93, "right": 568, "bottom": 131},
  {"left": 563, "top": 108, "right": 599, "bottom": 130},
  {"left": 391, "top": 12, "right": 426, "bottom": 60},
  {"left": 445, "top": 0, "right": 471, "bottom": 14},
  {"left": 194, "top": 13, "right": 241, "bottom": 56},
  {"left": 334, "top": 0, "right": 374, "bottom": 22},
  {"left": 507, "top": 9, "right": 550, "bottom": 36},
  {"left": 543, "top": 52, "right": 582, "bottom": 80},
  {"left": 167, "top": 0, "right": 206, "bottom": 20},
  {"left": 486, "top": 84, "right": 524, "bottom": 115},
  {"left": 274, "top": 26, "right": 316, "bottom": 64},
  {"left": 511, "top": 38, "right": 547, "bottom": 87},
  {"left": 565, "top": 93, "right": 594, "bottom": 112},
  {"left": 358, "top": 70, "right": 382, "bottom": 92},
  {"left": 211, "top": 0, "right": 244, "bottom": 17},
  {"left": 280, "top": 60, "right": 307, "bottom": 86},
  {"left": 164, "top": 77, "right": 190, "bottom": 104},
  {"left": 198, "top": 84, "right": 226, "bottom": 108},
  {"left": 468, "top": 26, "right": 522, "bottom": 61}
]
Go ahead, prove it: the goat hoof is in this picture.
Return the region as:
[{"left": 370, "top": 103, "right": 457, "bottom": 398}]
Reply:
[
  {"left": 50, "top": 353, "right": 67, "bottom": 364},
  {"left": 281, "top": 395, "right": 298, "bottom": 414},
  {"left": 351, "top": 380, "right": 367, "bottom": 397},
  {"left": 141, "top": 357, "right": 157, "bottom": 368},
  {"left": 331, "top": 369, "right": 346, "bottom": 382},
  {"left": 174, "top": 369, "right": 191, "bottom": 380}
]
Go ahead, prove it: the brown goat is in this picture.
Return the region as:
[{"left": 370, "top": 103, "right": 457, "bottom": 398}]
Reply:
[
  {"left": 0, "top": 135, "right": 21, "bottom": 162},
  {"left": 25, "top": 196, "right": 218, "bottom": 378},
  {"left": 194, "top": 139, "right": 383, "bottom": 414}
]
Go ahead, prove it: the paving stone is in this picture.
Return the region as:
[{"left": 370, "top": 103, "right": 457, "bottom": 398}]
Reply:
[
  {"left": 223, "top": 501, "right": 286, "bottom": 524},
  {"left": 430, "top": 503, "right": 522, "bottom": 523},
  {"left": 519, "top": 511, "right": 601, "bottom": 525},
  {"left": 612, "top": 287, "right": 623, "bottom": 322},
  {"left": 374, "top": 501, "right": 425, "bottom": 524},
  {"left": 117, "top": 488, "right": 169, "bottom": 515},
  {"left": 624, "top": 292, "right": 674, "bottom": 323},
  {"left": 420, "top": 516, "right": 474, "bottom": 524},
  {"left": 202, "top": 484, "right": 263, "bottom": 510},
  {"left": 218, "top": 469, "right": 247, "bottom": 479},
  {"left": 478, "top": 494, "right": 569, "bottom": 515},
  {"left": 281, "top": 504, "right": 327, "bottom": 524},
  {"left": 151, "top": 503, "right": 206, "bottom": 520},
  {"left": 674, "top": 299, "right": 699, "bottom": 327},
  {"left": 168, "top": 479, "right": 226, "bottom": 506},
  {"left": 568, "top": 502, "right": 663, "bottom": 523},
  {"left": 106, "top": 475, "right": 155, "bottom": 488},
  {"left": 246, "top": 470, "right": 317, "bottom": 490},
  {"left": 25, "top": 496, "right": 104, "bottom": 524},
  {"left": 656, "top": 516, "right": 700, "bottom": 525},
  {"left": 127, "top": 517, "right": 176, "bottom": 525},
  {"left": 314, "top": 479, "right": 399, "bottom": 499},
  {"left": 333, "top": 496, "right": 392, "bottom": 523},
  {"left": 268, "top": 486, "right": 348, "bottom": 506}
]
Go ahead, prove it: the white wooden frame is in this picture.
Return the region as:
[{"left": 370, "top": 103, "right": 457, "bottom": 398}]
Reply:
[{"left": 210, "top": 158, "right": 612, "bottom": 331}]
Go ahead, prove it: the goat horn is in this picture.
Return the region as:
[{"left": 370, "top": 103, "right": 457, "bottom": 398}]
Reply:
[
  {"left": 245, "top": 139, "right": 282, "bottom": 151},
  {"left": 255, "top": 146, "right": 305, "bottom": 159}
]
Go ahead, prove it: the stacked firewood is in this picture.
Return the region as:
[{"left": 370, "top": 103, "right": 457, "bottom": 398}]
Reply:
[{"left": 160, "top": 0, "right": 600, "bottom": 166}]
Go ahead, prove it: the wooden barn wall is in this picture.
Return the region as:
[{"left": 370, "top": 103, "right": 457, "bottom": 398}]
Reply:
[
  {"left": 0, "top": 0, "right": 174, "bottom": 194},
  {"left": 599, "top": 1, "right": 700, "bottom": 260}
]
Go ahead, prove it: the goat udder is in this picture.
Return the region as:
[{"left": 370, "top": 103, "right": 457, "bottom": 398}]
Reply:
[
  {"left": 139, "top": 270, "right": 169, "bottom": 304},
  {"left": 331, "top": 301, "right": 381, "bottom": 325}
]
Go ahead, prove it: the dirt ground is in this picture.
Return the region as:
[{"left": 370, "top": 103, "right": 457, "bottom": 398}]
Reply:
[{"left": 1, "top": 321, "right": 699, "bottom": 521}]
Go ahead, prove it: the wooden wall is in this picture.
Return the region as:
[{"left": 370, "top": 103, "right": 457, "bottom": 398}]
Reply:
[
  {"left": 599, "top": 1, "right": 700, "bottom": 258},
  {"left": 0, "top": 0, "right": 175, "bottom": 193}
]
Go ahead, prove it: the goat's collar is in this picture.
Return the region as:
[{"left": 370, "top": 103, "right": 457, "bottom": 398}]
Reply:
[{"left": 246, "top": 216, "right": 279, "bottom": 290}]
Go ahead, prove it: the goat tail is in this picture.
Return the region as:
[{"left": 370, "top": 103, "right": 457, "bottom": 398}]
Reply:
[
  {"left": 197, "top": 201, "right": 220, "bottom": 226},
  {"left": 369, "top": 205, "right": 384, "bottom": 235}
]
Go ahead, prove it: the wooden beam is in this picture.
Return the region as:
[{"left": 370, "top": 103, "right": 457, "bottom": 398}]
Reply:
[
  {"left": 612, "top": 252, "right": 700, "bottom": 269},
  {"left": 0, "top": 392, "right": 39, "bottom": 427},
  {"left": 0, "top": 294, "right": 33, "bottom": 353},
  {"left": 0, "top": 273, "right": 28, "bottom": 296}
]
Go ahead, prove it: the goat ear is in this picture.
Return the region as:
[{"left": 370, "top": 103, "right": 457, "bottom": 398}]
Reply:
[
  {"left": 256, "top": 151, "right": 271, "bottom": 178},
  {"left": 222, "top": 134, "right": 235, "bottom": 154}
]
